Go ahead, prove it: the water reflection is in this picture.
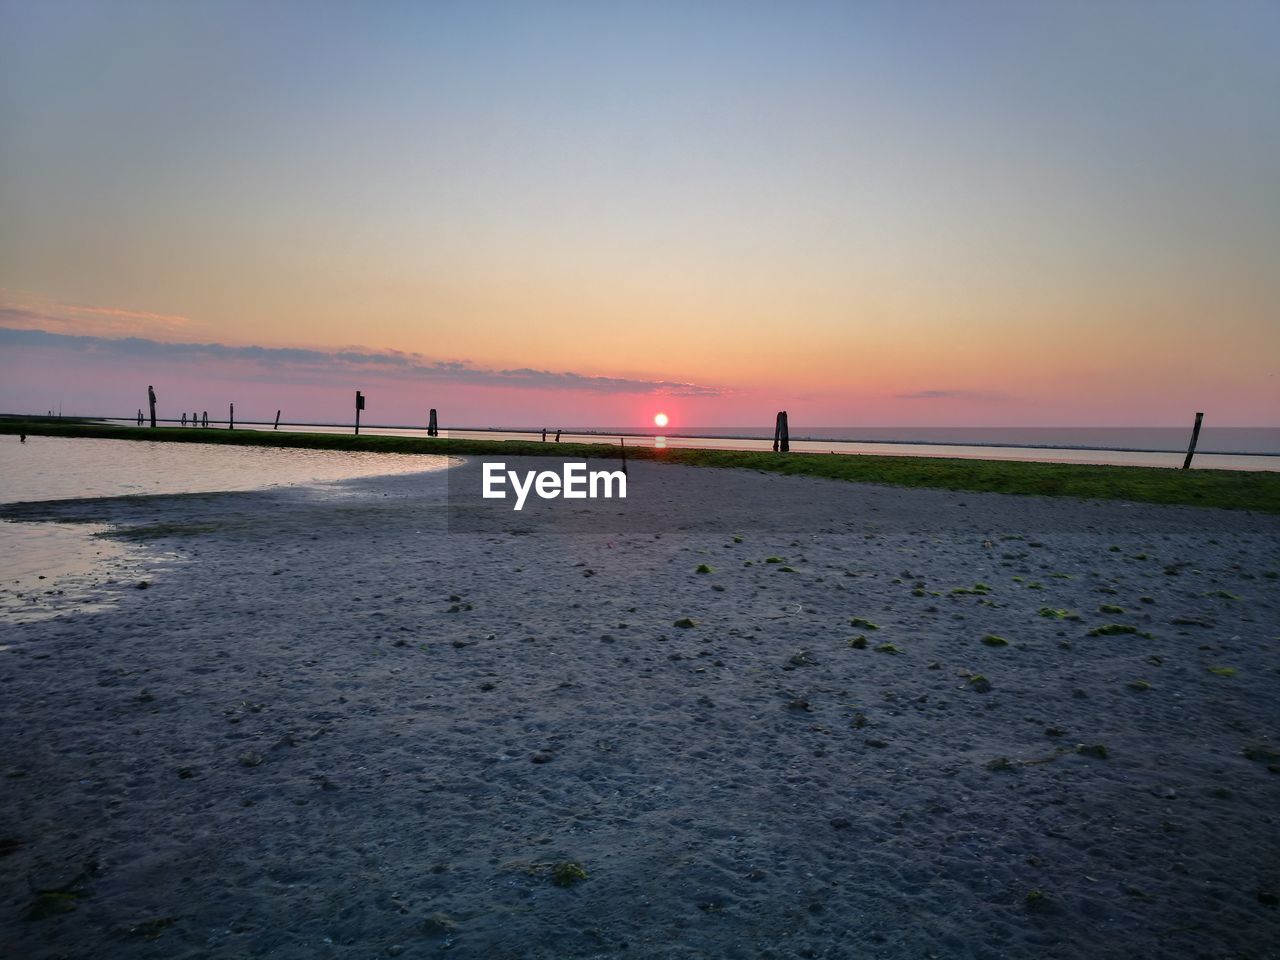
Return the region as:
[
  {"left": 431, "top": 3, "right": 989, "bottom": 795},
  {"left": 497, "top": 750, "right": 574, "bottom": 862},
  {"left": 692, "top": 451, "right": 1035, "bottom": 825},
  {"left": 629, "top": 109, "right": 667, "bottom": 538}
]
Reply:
[
  {"left": 0, "top": 521, "right": 157, "bottom": 624},
  {"left": 91, "top": 420, "right": 1278, "bottom": 471},
  {"left": 0, "top": 436, "right": 452, "bottom": 624},
  {"left": 0, "top": 435, "right": 451, "bottom": 504}
]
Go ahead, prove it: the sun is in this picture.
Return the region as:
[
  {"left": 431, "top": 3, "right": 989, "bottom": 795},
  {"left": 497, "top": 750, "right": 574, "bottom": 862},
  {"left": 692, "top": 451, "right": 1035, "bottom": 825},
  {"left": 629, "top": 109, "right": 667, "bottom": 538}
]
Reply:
[{"left": 653, "top": 412, "right": 669, "bottom": 428}]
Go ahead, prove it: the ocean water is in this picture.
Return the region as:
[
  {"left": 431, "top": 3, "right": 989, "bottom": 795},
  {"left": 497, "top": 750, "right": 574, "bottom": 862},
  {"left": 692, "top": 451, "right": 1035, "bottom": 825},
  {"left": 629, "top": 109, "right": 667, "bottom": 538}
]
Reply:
[
  {"left": 0, "top": 434, "right": 452, "bottom": 504},
  {"left": 0, "top": 436, "right": 451, "bottom": 622},
  {"left": 598, "top": 426, "right": 1280, "bottom": 456},
  {"left": 92, "top": 419, "right": 1280, "bottom": 470}
]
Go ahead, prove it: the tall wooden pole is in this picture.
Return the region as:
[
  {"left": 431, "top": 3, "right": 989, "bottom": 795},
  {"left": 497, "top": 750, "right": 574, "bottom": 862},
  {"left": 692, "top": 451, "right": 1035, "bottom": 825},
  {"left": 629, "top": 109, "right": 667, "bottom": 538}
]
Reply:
[
  {"left": 1182, "top": 412, "right": 1204, "bottom": 470},
  {"left": 148, "top": 385, "right": 157, "bottom": 428},
  {"left": 773, "top": 411, "right": 790, "bottom": 453},
  {"left": 229, "top": 402, "right": 235, "bottom": 429},
  {"left": 274, "top": 410, "right": 281, "bottom": 430},
  {"left": 355, "top": 391, "right": 364, "bottom": 435}
]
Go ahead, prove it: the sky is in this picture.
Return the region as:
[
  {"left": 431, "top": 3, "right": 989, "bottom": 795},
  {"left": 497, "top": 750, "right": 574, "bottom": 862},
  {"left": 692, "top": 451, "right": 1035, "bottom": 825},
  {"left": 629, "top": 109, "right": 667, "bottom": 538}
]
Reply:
[{"left": 1, "top": 0, "right": 1278, "bottom": 428}]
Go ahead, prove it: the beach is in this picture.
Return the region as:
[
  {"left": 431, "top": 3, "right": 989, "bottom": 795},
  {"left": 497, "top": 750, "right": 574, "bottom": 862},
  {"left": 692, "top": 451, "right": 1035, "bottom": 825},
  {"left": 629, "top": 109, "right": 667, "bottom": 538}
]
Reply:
[{"left": 2, "top": 457, "right": 1279, "bottom": 959}]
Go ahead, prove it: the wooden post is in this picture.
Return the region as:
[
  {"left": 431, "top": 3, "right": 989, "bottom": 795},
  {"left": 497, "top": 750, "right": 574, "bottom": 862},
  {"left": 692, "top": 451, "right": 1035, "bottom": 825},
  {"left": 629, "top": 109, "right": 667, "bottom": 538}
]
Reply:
[
  {"left": 620, "top": 436, "right": 628, "bottom": 475},
  {"left": 428, "top": 408, "right": 438, "bottom": 436},
  {"left": 1182, "top": 412, "right": 1204, "bottom": 470},
  {"left": 355, "top": 390, "right": 364, "bottom": 435},
  {"left": 274, "top": 410, "right": 281, "bottom": 430},
  {"left": 773, "top": 411, "right": 789, "bottom": 452},
  {"left": 148, "top": 385, "right": 157, "bottom": 428},
  {"left": 229, "top": 402, "right": 235, "bottom": 429},
  {"left": 137, "top": 409, "right": 143, "bottom": 426}
]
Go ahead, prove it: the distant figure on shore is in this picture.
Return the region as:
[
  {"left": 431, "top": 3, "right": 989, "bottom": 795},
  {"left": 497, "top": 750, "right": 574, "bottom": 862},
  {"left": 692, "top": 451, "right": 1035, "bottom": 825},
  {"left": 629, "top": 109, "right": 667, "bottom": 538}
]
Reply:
[
  {"left": 181, "top": 412, "right": 187, "bottom": 426},
  {"left": 542, "top": 428, "right": 547, "bottom": 442},
  {"left": 137, "top": 409, "right": 143, "bottom": 426},
  {"left": 202, "top": 411, "right": 208, "bottom": 427},
  {"left": 555, "top": 429, "right": 561, "bottom": 443}
]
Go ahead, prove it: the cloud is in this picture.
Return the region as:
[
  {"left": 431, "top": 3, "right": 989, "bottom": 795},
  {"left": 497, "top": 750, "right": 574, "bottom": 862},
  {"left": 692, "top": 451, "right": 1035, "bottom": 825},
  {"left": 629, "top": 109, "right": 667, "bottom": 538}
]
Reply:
[
  {"left": 0, "top": 292, "right": 194, "bottom": 336},
  {"left": 0, "top": 326, "right": 726, "bottom": 397}
]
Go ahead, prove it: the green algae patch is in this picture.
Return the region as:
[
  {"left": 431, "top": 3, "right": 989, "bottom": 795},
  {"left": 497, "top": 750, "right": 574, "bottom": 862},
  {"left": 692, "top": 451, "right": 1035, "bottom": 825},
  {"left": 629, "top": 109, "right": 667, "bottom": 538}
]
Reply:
[
  {"left": 1038, "top": 607, "right": 1079, "bottom": 620},
  {"left": 1088, "top": 624, "right": 1138, "bottom": 637},
  {"left": 550, "top": 861, "right": 589, "bottom": 887}
]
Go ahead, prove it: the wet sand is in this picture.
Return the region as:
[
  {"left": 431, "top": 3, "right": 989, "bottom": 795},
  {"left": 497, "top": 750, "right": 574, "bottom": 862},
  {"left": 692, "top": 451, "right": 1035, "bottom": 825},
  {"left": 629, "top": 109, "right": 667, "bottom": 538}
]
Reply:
[{"left": 2, "top": 459, "right": 1278, "bottom": 958}]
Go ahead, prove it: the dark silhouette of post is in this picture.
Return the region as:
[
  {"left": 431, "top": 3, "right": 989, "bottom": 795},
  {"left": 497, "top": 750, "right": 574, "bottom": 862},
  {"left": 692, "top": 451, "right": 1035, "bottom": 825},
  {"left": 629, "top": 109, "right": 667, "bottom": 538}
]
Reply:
[
  {"left": 355, "top": 391, "right": 364, "bottom": 435},
  {"left": 555, "top": 429, "right": 561, "bottom": 443},
  {"left": 772, "top": 411, "right": 789, "bottom": 452},
  {"left": 137, "top": 409, "right": 143, "bottom": 426},
  {"left": 148, "top": 386, "right": 157, "bottom": 428},
  {"left": 201, "top": 410, "right": 208, "bottom": 428},
  {"left": 1182, "top": 412, "right": 1204, "bottom": 470},
  {"left": 541, "top": 428, "right": 547, "bottom": 442},
  {"left": 274, "top": 410, "right": 281, "bottom": 430},
  {"left": 427, "top": 408, "right": 438, "bottom": 436},
  {"left": 229, "top": 402, "right": 235, "bottom": 429},
  {"left": 620, "top": 436, "right": 628, "bottom": 475}
]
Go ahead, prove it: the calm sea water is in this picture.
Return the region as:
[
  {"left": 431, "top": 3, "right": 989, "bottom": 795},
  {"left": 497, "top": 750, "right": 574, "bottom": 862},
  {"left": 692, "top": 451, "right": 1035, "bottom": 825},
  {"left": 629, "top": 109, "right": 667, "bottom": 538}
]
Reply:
[
  {"left": 92, "top": 420, "right": 1279, "bottom": 471},
  {"left": 100, "top": 419, "right": 1280, "bottom": 453},
  {"left": 0, "top": 436, "right": 451, "bottom": 623},
  {"left": 0, "top": 435, "right": 451, "bottom": 504}
]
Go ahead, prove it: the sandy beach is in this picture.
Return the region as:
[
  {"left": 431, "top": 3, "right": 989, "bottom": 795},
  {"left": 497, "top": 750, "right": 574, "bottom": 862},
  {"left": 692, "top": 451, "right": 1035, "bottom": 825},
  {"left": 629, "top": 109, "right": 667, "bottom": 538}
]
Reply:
[{"left": 2, "top": 458, "right": 1279, "bottom": 959}]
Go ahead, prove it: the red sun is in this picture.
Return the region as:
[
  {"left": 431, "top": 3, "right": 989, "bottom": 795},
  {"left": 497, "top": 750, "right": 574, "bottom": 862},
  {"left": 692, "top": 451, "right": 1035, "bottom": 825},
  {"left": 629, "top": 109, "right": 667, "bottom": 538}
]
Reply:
[{"left": 653, "top": 412, "right": 669, "bottom": 428}]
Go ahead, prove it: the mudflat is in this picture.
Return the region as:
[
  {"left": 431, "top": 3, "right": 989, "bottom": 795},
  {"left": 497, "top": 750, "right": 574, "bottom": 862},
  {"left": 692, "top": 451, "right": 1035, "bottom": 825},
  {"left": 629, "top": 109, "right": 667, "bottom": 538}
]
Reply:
[{"left": 2, "top": 458, "right": 1278, "bottom": 959}]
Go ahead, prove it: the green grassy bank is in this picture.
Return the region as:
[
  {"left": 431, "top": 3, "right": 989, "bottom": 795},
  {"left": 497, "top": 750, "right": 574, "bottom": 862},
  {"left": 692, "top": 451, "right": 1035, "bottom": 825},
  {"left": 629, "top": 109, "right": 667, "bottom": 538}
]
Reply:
[{"left": 3, "top": 419, "right": 1278, "bottom": 514}]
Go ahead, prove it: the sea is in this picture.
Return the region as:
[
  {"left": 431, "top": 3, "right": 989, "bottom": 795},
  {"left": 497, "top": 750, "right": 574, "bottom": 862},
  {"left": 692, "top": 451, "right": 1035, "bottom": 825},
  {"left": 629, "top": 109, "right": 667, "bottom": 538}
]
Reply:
[
  {"left": 0, "top": 436, "right": 450, "bottom": 623},
  {"left": 92, "top": 420, "right": 1280, "bottom": 472}
]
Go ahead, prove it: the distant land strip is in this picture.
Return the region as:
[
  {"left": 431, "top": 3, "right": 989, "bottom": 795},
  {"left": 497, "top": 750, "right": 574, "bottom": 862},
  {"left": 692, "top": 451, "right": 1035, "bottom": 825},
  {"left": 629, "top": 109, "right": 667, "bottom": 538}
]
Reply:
[{"left": 3, "top": 418, "right": 1278, "bottom": 514}]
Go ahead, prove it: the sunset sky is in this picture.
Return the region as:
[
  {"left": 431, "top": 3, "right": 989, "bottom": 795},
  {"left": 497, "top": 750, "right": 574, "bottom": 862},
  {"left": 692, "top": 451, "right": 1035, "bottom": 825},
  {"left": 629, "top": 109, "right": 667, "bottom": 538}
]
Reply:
[{"left": 2, "top": 0, "right": 1277, "bottom": 428}]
